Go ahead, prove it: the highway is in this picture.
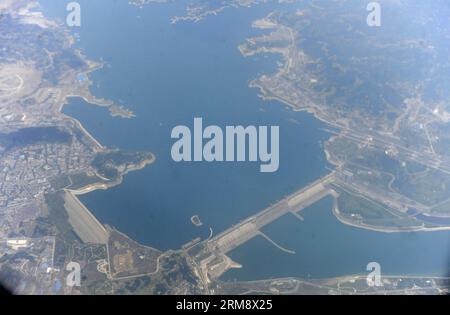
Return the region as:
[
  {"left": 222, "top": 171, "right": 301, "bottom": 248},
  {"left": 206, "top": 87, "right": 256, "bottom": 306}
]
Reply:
[
  {"left": 210, "top": 173, "right": 336, "bottom": 253},
  {"left": 332, "top": 128, "right": 450, "bottom": 176}
]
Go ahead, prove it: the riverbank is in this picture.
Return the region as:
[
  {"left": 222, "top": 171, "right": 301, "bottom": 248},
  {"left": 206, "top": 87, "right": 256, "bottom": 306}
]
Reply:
[
  {"left": 332, "top": 200, "right": 450, "bottom": 233},
  {"left": 51, "top": 51, "right": 156, "bottom": 245}
]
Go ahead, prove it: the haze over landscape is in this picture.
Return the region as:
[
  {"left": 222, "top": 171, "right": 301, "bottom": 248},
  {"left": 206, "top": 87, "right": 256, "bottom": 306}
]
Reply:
[{"left": 0, "top": 0, "right": 449, "bottom": 295}]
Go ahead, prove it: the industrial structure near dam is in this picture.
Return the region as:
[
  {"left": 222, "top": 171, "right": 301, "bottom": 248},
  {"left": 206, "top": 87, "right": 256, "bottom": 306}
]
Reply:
[{"left": 189, "top": 173, "right": 339, "bottom": 281}]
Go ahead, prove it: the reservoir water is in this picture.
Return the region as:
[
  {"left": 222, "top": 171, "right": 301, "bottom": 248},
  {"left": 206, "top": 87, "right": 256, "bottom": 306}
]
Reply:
[
  {"left": 41, "top": 0, "right": 449, "bottom": 280},
  {"left": 223, "top": 197, "right": 450, "bottom": 281}
]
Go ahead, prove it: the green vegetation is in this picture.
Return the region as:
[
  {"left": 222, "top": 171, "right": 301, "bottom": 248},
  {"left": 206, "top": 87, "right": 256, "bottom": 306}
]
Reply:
[
  {"left": 49, "top": 174, "right": 72, "bottom": 191},
  {"left": 335, "top": 188, "right": 422, "bottom": 228},
  {"left": 92, "top": 150, "right": 152, "bottom": 180},
  {"left": 50, "top": 171, "right": 106, "bottom": 195},
  {"left": 114, "top": 252, "right": 198, "bottom": 295},
  {"left": 329, "top": 133, "right": 450, "bottom": 210},
  {"left": 44, "top": 192, "right": 81, "bottom": 268},
  {"left": 393, "top": 169, "right": 450, "bottom": 207}
]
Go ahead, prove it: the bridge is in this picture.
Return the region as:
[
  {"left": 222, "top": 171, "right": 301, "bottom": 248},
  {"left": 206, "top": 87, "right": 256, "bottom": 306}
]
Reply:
[{"left": 209, "top": 173, "right": 336, "bottom": 253}]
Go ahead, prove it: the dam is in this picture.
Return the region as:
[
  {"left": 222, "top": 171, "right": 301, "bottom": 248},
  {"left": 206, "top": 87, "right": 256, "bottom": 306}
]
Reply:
[
  {"left": 63, "top": 191, "right": 109, "bottom": 244},
  {"left": 209, "top": 173, "right": 337, "bottom": 254}
]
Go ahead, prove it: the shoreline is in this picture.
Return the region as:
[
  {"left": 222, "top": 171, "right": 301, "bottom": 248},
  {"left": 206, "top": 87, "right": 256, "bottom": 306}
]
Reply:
[
  {"left": 61, "top": 160, "right": 162, "bottom": 277},
  {"left": 332, "top": 200, "right": 450, "bottom": 233},
  {"left": 62, "top": 155, "right": 156, "bottom": 245},
  {"left": 52, "top": 52, "right": 156, "bottom": 244},
  {"left": 67, "top": 154, "right": 156, "bottom": 197},
  {"left": 250, "top": 79, "right": 450, "bottom": 234},
  {"left": 250, "top": 80, "right": 345, "bottom": 131},
  {"left": 56, "top": 8, "right": 424, "bottom": 242},
  {"left": 218, "top": 273, "right": 450, "bottom": 287},
  {"left": 33, "top": 2, "right": 450, "bottom": 290}
]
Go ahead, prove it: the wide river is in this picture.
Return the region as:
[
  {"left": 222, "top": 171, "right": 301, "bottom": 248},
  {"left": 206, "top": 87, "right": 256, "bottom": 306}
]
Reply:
[{"left": 41, "top": 0, "right": 449, "bottom": 281}]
